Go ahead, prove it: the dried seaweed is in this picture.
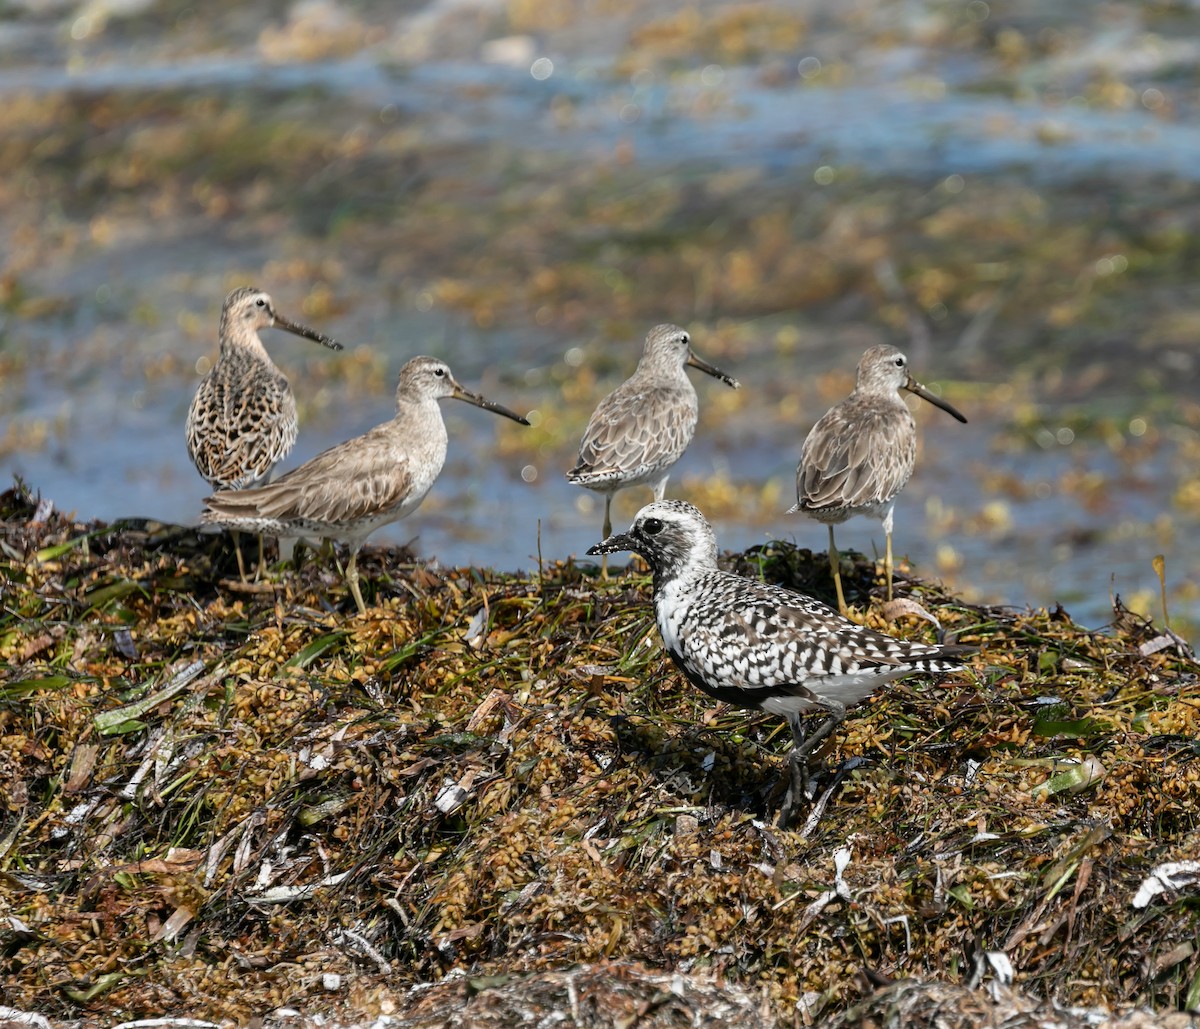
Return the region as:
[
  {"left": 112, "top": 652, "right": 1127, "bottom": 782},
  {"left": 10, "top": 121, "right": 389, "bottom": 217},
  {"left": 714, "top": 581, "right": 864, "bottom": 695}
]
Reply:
[{"left": 2, "top": 481, "right": 1199, "bottom": 1026}]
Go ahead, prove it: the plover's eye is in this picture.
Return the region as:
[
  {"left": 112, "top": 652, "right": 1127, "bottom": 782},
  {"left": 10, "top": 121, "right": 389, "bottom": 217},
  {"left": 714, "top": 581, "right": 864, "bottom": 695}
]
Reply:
[
  {"left": 434, "top": 367, "right": 445, "bottom": 377},
  {"left": 893, "top": 356, "right": 904, "bottom": 367},
  {"left": 256, "top": 298, "right": 266, "bottom": 308},
  {"left": 642, "top": 517, "right": 664, "bottom": 535}
]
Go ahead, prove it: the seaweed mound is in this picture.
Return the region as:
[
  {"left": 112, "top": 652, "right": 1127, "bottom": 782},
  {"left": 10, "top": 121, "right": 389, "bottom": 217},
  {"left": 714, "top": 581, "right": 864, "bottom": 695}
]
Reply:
[{"left": 2, "top": 483, "right": 1199, "bottom": 1026}]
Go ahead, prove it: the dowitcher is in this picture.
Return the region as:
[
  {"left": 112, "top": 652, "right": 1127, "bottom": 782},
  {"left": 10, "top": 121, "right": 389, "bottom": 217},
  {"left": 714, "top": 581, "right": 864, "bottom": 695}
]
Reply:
[
  {"left": 589, "top": 500, "right": 973, "bottom": 827},
  {"left": 566, "top": 324, "right": 739, "bottom": 577},
  {"left": 789, "top": 344, "right": 966, "bottom": 616},
  {"left": 200, "top": 356, "right": 530, "bottom": 615},
  {"left": 186, "top": 286, "right": 343, "bottom": 580}
]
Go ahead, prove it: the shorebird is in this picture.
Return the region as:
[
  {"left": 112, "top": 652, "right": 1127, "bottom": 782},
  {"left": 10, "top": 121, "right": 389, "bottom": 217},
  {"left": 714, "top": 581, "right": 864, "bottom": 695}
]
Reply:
[
  {"left": 567, "top": 324, "right": 739, "bottom": 577},
  {"left": 589, "top": 500, "right": 973, "bottom": 827},
  {"left": 186, "top": 286, "right": 343, "bottom": 580},
  {"left": 200, "top": 356, "right": 530, "bottom": 615},
  {"left": 790, "top": 344, "right": 966, "bottom": 615}
]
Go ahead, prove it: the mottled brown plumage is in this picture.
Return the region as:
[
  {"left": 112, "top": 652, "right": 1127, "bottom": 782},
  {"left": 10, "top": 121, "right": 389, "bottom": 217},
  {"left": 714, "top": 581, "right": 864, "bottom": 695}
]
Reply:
[
  {"left": 201, "top": 356, "right": 530, "bottom": 615},
  {"left": 186, "top": 286, "right": 343, "bottom": 580},
  {"left": 790, "top": 344, "right": 967, "bottom": 614},
  {"left": 567, "top": 324, "right": 739, "bottom": 576}
]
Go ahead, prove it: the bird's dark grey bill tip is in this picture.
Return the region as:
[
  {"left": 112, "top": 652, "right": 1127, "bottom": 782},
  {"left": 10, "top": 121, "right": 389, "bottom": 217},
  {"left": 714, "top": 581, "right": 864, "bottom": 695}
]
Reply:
[
  {"left": 275, "top": 314, "right": 345, "bottom": 351},
  {"left": 686, "top": 353, "right": 740, "bottom": 389},
  {"left": 587, "top": 533, "right": 636, "bottom": 556},
  {"left": 907, "top": 379, "right": 967, "bottom": 423},
  {"left": 455, "top": 388, "right": 531, "bottom": 425}
]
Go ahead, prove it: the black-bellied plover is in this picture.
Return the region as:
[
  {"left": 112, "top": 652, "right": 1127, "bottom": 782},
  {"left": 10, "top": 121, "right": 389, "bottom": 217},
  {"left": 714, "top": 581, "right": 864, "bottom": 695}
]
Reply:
[
  {"left": 201, "top": 356, "right": 529, "bottom": 615},
  {"left": 588, "top": 499, "right": 973, "bottom": 827},
  {"left": 790, "top": 344, "right": 966, "bottom": 615},
  {"left": 567, "top": 324, "right": 739, "bottom": 577},
  {"left": 186, "top": 287, "right": 343, "bottom": 580}
]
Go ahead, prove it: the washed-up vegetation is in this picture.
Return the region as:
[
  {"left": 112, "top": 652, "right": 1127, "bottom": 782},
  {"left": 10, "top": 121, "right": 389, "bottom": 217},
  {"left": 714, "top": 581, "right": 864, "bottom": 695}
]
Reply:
[
  {"left": 2, "top": 480, "right": 1199, "bottom": 1026},
  {"left": 5, "top": 1, "right": 1200, "bottom": 629},
  {"left": 4, "top": 4, "right": 1200, "bottom": 1024}
]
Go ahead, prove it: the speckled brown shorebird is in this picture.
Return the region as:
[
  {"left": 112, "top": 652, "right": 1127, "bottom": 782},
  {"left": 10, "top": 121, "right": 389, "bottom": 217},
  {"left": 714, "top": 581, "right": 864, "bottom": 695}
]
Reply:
[
  {"left": 200, "top": 356, "right": 530, "bottom": 615},
  {"left": 566, "top": 324, "right": 739, "bottom": 578},
  {"left": 790, "top": 344, "right": 967, "bottom": 616},
  {"left": 186, "top": 286, "right": 343, "bottom": 580}
]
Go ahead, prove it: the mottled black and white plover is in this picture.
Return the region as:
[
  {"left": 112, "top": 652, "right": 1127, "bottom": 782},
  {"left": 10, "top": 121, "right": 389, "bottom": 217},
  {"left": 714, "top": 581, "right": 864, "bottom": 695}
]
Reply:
[{"left": 589, "top": 499, "right": 974, "bottom": 827}]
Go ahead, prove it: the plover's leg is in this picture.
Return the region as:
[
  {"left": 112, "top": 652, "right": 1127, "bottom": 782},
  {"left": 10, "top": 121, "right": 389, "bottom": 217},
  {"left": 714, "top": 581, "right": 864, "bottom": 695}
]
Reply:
[
  {"left": 779, "top": 713, "right": 810, "bottom": 829},
  {"left": 778, "top": 700, "right": 848, "bottom": 829},
  {"left": 793, "top": 699, "right": 847, "bottom": 762}
]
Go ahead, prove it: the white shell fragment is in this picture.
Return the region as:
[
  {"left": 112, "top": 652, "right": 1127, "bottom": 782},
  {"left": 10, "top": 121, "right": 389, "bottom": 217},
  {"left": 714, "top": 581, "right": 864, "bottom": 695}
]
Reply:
[{"left": 1132, "top": 860, "right": 1200, "bottom": 909}]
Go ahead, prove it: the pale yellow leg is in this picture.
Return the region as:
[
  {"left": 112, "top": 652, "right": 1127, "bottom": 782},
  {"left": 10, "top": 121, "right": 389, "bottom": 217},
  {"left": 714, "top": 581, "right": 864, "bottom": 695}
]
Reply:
[
  {"left": 345, "top": 550, "right": 367, "bottom": 615},
  {"left": 600, "top": 494, "right": 612, "bottom": 580},
  {"left": 885, "top": 529, "right": 894, "bottom": 602},
  {"left": 828, "top": 524, "right": 849, "bottom": 616},
  {"left": 255, "top": 534, "right": 265, "bottom": 582},
  {"left": 231, "top": 529, "right": 248, "bottom": 583}
]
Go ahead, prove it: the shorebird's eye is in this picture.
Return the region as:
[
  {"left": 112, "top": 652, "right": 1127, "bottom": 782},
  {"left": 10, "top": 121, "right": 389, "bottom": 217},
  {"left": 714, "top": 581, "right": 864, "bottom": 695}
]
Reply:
[
  {"left": 894, "top": 356, "right": 904, "bottom": 367},
  {"left": 434, "top": 367, "right": 445, "bottom": 377},
  {"left": 256, "top": 298, "right": 266, "bottom": 308},
  {"left": 642, "top": 517, "right": 664, "bottom": 535}
]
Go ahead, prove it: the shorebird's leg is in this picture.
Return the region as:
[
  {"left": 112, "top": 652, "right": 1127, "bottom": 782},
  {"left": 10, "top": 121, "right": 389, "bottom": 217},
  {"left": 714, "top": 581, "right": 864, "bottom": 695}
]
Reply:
[
  {"left": 794, "top": 701, "right": 846, "bottom": 763},
  {"left": 778, "top": 702, "right": 848, "bottom": 829},
  {"left": 779, "top": 714, "right": 810, "bottom": 829},
  {"left": 885, "top": 532, "right": 894, "bottom": 602},
  {"left": 255, "top": 533, "right": 265, "bottom": 581},
  {"left": 275, "top": 535, "right": 299, "bottom": 568},
  {"left": 882, "top": 505, "right": 896, "bottom": 602},
  {"left": 231, "top": 529, "right": 248, "bottom": 583},
  {"left": 346, "top": 549, "right": 367, "bottom": 616},
  {"left": 601, "top": 494, "right": 613, "bottom": 580},
  {"left": 828, "top": 524, "right": 849, "bottom": 616}
]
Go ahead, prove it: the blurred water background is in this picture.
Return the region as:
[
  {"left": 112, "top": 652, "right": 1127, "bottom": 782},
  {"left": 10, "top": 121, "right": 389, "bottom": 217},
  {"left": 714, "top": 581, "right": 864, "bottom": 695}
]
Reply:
[{"left": 2, "top": 0, "right": 1199, "bottom": 629}]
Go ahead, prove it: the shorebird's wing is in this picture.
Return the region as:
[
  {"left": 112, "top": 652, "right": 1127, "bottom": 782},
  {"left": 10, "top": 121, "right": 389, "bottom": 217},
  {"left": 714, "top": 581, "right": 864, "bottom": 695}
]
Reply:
[
  {"left": 796, "top": 398, "right": 916, "bottom": 512},
  {"left": 569, "top": 385, "right": 697, "bottom": 481},
  {"left": 680, "top": 577, "right": 963, "bottom": 695},
  {"left": 203, "top": 426, "right": 414, "bottom": 528}
]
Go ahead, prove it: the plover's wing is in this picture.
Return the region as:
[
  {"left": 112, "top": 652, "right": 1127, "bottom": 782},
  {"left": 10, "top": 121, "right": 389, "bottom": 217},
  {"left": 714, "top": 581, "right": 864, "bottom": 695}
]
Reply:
[
  {"left": 797, "top": 397, "right": 916, "bottom": 511},
  {"left": 680, "top": 577, "right": 962, "bottom": 693},
  {"left": 570, "top": 384, "right": 697, "bottom": 482}
]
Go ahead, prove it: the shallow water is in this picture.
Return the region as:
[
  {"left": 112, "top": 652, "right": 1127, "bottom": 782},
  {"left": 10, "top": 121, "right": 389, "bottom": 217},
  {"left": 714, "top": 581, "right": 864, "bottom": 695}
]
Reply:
[{"left": 2, "top": 0, "right": 1198, "bottom": 629}]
